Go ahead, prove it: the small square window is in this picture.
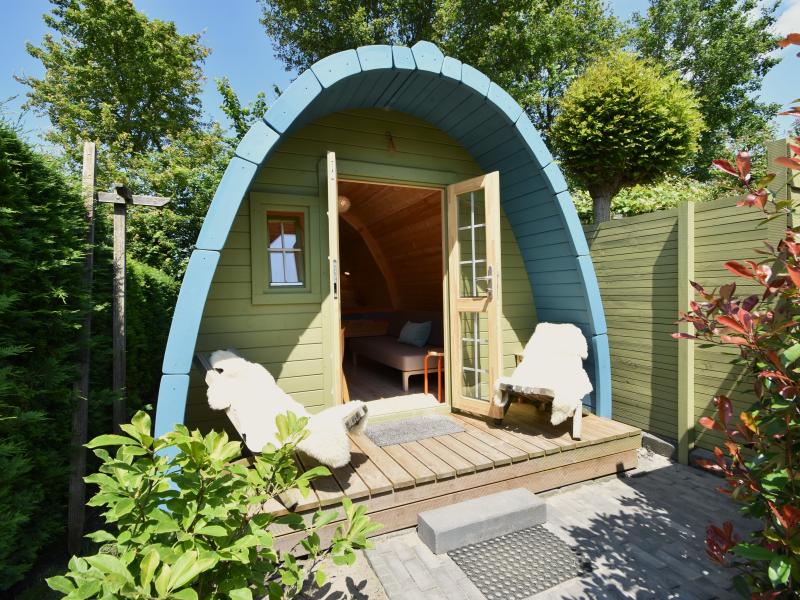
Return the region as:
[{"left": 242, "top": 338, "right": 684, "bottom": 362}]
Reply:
[{"left": 267, "top": 212, "right": 305, "bottom": 286}]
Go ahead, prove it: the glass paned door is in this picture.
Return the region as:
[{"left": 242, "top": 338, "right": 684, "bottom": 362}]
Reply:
[{"left": 447, "top": 172, "right": 504, "bottom": 418}]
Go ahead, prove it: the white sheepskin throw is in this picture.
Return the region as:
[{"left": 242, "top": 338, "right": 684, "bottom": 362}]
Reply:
[
  {"left": 205, "top": 350, "right": 367, "bottom": 469},
  {"left": 494, "top": 323, "right": 592, "bottom": 425}
]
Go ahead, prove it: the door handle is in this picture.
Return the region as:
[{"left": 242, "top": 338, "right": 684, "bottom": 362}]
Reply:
[{"left": 332, "top": 258, "right": 339, "bottom": 300}]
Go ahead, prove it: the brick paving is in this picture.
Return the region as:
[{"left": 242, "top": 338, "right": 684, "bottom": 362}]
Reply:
[{"left": 362, "top": 451, "right": 754, "bottom": 600}]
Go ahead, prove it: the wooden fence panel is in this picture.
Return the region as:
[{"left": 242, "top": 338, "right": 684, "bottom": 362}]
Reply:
[
  {"left": 691, "top": 197, "right": 785, "bottom": 451},
  {"left": 584, "top": 197, "right": 787, "bottom": 455},
  {"left": 584, "top": 209, "right": 679, "bottom": 439}
]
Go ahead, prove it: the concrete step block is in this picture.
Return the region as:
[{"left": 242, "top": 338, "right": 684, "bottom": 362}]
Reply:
[{"left": 417, "top": 488, "right": 546, "bottom": 554}]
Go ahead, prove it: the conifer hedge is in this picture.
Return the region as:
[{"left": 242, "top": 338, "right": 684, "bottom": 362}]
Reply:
[
  {"left": 0, "top": 124, "right": 179, "bottom": 589},
  {"left": 0, "top": 123, "right": 87, "bottom": 586}
]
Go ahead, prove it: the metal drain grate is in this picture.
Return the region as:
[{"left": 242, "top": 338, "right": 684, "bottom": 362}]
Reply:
[{"left": 448, "top": 525, "right": 590, "bottom": 599}]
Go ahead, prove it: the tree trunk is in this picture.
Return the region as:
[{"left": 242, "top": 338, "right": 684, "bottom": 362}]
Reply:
[{"left": 591, "top": 189, "right": 612, "bottom": 223}]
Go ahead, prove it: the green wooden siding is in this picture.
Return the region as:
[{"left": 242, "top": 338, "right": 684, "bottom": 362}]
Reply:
[
  {"left": 585, "top": 196, "right": 787, "bottom": 451},
  {"left": 185, "top": 108, "right": 536, "bottom": 431}
]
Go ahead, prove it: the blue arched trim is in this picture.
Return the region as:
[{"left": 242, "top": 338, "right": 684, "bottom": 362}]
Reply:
[{"left": 154, "top": 41, "right": 611, "bottom": 437}]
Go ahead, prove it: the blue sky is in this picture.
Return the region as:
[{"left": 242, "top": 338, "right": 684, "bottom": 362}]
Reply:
[{"left": 1, "top": 0, "right": 797, "bottom": 146}]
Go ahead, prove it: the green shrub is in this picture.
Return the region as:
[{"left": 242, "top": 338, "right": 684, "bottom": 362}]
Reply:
[
  {"left": 571, "top": 176, "right": 718, "bottom": 223},
  {"left": 48, "top": 411, "right": 380, "bottom": 599},
  {"left": 0, "top": 123, "right": 87, "bottom": 588},
  {"left": 0, "top": 123, "right": 180, "bottom": 590},
  {"left": 674, "top": 34, "right": 800, "bottom": 595}
]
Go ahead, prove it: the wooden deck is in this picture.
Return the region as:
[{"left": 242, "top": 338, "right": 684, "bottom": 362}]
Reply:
[{"left": 269, "top": 406, "right": 641, "bottom": 547}]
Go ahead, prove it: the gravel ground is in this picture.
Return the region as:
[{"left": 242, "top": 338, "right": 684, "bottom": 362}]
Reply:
[{"left": 298, "top": 551, "right": 389, "bottom": 599}]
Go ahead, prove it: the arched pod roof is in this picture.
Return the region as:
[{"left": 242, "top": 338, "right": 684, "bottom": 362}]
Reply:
[{"left": 154, "top": 42, "right": 610, "bottom": 439}]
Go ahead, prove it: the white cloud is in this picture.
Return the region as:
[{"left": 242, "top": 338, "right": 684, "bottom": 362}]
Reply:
[{"left": 775, "top": 0, "right": 800, "bottom": 36}]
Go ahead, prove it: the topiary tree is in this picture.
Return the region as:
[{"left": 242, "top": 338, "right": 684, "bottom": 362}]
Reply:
[{"left": 551, "top": 50, "right": 704, "bottom": 223}]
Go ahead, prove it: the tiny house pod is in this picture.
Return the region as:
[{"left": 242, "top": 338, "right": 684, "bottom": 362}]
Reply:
[{"left": 153, "top": 42, "right": 610, "bottom": 440}]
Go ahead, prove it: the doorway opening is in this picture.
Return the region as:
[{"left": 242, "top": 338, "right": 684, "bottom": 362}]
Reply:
[{"left": 336, "top": 179, "right": 446, "bottom": 416}]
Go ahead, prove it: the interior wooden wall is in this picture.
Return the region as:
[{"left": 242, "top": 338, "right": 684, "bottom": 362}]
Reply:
[
  {"left": 338, "top": 181, "right": 443, "bottom": 312},
  {"left": 339, "top": 218, "right": 392, "bottom": 310}
]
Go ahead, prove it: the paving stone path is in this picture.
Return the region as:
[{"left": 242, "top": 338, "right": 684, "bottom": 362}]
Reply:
[{"left": 362, "top": 451, "right": 754, "bottom": 600}]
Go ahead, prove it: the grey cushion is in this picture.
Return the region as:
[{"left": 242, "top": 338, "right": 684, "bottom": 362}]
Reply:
[
  {"left": 387, "top": 311, "right": 443, "bottom": 347},
  {"left": 350, "top": 335, "right": 430, "bottom": 372}
]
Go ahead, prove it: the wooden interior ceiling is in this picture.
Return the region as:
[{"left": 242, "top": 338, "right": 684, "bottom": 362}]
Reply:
[{"left": 338, "top": 180, "right": 442, "bottom": 312}]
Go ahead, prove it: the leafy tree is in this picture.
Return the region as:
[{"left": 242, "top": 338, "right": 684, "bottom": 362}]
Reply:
[
  {"left": 120, "top": 125, "right": 233, "bottom": 278},
  {"left": 551, "top": 51, "right": 704, "bottom": 223},
  {"left": 216, "top": 77, "right": 270, "bottom": 139},
  {"left": 257, "top": 0, "right": 439, "bottom": 72},
  {"left": 436, "top": 0, "right": 623, "bottom": 133},
  {"left": 258, "top": 0, "right": 623, "bottom": 133},
  {"left": 0, "top": 122, "right": 87, "bottom": 589},
  {"left": 633, "top": 0, "right": 781, "bottom": 178},
  {"left": 21, "top": 0, "right": 231, "bottom": 278},
  {"left": 19, "top": 0, "right": 208, "bottom": 167}
]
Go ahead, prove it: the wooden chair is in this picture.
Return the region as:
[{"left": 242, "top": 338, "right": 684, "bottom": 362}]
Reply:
[{"left": 495, "top": 353, "right": 583, "bottom": 439}]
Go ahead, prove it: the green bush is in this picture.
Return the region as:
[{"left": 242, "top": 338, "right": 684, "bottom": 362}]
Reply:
[
  {"left": 126, "top": 260, "right": 178, "bottom": 408},
  {"left": 0, "top": 123, "right": 180, "bottom": 590},
  {"left": 571, "top": 176, "right": 718, "bottom": 223},
  {"left": 0, "top": 123, "right": 87, "bottom": 588},
  {"left": 48, "top": 411, "right": 380, "bottom": 599}
]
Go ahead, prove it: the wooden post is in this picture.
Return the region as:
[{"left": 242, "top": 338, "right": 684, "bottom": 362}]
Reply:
[
  {"left": 112, "top": 202, "right": 127, "bottom": 432},
  {"left": 67, "top": 141, "right": 96, "bottom": 555},
  {"left": 98, "top": 187, "right": 170, "bottom": 433},
  {"left": 678, "top": 200, "right": 695, "bottom": 464}
]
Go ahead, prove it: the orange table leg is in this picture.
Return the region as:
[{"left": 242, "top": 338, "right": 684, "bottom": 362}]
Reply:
[{"left": 437, "top": 356, "right": 442, "bottom": 402}]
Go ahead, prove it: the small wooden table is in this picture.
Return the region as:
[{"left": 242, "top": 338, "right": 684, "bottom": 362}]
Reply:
[{"left": 424, "top": 349, "right": 444, "bottom": 402}]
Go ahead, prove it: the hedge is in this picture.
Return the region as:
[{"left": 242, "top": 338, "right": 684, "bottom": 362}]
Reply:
[{"left": 0, "top": 124, "right": 179, "bottom": 590}]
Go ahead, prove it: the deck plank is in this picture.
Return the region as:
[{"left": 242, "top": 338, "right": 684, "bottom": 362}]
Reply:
[
  {"left": 573, "top": 415, "right": 615, "bottom": 443},
  {"left": 592, "top": 416, "right": 641, "bottom": 438},
  {"left": 328, "top": 461, "right": 371, "bottom": 501},
  {"left": 417, "top": 437, "right": 475, "bottom": 475},
  {"left": 435, "top": 435, "right": 494, "bottom": 470},
  {"left": 450, "top": 415, "right": 531, "bottom": 461},
  {"left": 504, "top": 412, "right": 582, "bottom": 451},
  {"left": 350, "top": 433, "right": 415, "bottom": 489},
  {"left": 451, "top": 431, "right": 513, "bottom": 466},
  {"left": 383, "top": 444, "right": 436, "bottom": 484},
  {"left": 487, "top": 417, "right": 562, "bottom": 455},
  {"left": 400, "top": 441, "right": 456, "bottom": 480},
  {"left": 273, "top": 446, "right": 640, "bottom": 550},
  {"left": 580, "top": 415, "right": 627, "bottom": 441},
  {"left": 452, "top": 413, "right": 547, "bottom": 458},
  {"left": 348, "top": 439, "right": 393, "bottom": 495},
  {"left": 295, "top": 453, "right": 345, "bottom": 507}
]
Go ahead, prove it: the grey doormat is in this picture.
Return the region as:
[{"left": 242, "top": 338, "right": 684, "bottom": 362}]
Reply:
[
  {"left": 365, "top": 415, "right": 465, "bottom": 447},
  {"left": 448, "top": 525, "right": 591, "bottom": 599}
]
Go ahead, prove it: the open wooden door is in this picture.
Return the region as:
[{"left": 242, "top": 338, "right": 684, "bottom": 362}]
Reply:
[
  {"left": 326, "top": 151, "right": 344, "bottom": 404},
  {"left": 447, "top": 172, "right": 504, "bottom": 418}
]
